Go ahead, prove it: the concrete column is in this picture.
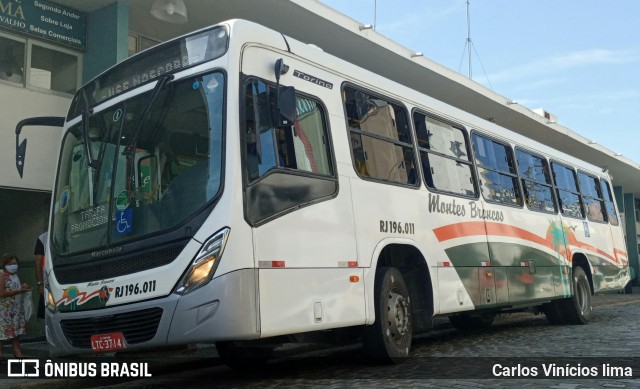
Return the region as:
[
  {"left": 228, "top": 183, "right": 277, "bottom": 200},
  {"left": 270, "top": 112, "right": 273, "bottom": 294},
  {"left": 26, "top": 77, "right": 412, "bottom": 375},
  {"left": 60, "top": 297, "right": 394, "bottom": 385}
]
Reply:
[
  {"left": 623, "top": 193, "right": 639, "bottom": 285},
  {"left": 83, "top": 1, "right": 129, "bottom": 84}
]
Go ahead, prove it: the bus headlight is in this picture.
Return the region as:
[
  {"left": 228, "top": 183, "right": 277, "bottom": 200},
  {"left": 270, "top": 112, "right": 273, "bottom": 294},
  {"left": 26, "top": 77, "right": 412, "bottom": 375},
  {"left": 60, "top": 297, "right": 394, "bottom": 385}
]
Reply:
[{"left": 175, "top": 228, "right": 230, "bottom": 295}]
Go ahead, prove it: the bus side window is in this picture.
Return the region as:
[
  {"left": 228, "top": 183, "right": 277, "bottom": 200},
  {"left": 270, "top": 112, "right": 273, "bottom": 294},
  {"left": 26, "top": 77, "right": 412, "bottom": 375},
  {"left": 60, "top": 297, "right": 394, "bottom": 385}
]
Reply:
[
  {"left": 515, "top": 149, "right": 556, "bottom": 214},
  {"left": 578, "top": 171, "right": 606, "bottom": 223},
  {"left": 413, "top": 112, "right": 475, "bottom": 197},
  {"left": 244, "top": 79, "right": 278, "bottom": 180},
  {"left": 343, "top": 86, "right": 417, "bottom": 186},
  {"left": 551, "top": 162, "right": 584, "bottom": 219},
  {"left": 281, "top": 96, "right": 333, "bottom": 176},
  {"left": 244, "top": 78, "right": 334, "bottom": 182},
  {"left": 472, "top": 133, "right": 521, "bottom": 206},
  {"left": 600, "top": 179, "right": 619, "bottom": 225}
]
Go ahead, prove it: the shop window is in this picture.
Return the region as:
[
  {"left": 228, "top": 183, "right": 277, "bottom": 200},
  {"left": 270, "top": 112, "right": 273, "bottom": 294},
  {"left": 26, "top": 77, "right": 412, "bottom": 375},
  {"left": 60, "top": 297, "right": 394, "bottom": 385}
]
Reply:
[
  {"left": 0, "top": 32, "right": 80, "bottom": 95},
  {"left": 0, "top": 34, "right": 25, "bottom": 85},
  {"left": 129, "top": 33, "right": 161, "bottom": 57},
  {"left": 128, "top": 35, "right": 138, "bottom": 57},
  {"left": 30, "top": 44, "right": 79, "bottom": 94}
]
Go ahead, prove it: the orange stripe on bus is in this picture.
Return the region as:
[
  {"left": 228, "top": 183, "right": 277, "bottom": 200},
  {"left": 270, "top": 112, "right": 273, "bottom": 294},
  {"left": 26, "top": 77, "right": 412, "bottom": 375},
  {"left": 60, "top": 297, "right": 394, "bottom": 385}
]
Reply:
[
  {"left": 433, "top": 222, "right": 549, "bottom": 249},
  {"left": 432, "top": 222, "right": 486, "bottom": 242},
  {"left": 433, "top": 221, "right": 626, "bottom": 265},
  {"left": 614, "top": 249, "right": 628, "bottom": 262},
  {"left": 484, "top": 223, "right": 550, "bottom": 249}
]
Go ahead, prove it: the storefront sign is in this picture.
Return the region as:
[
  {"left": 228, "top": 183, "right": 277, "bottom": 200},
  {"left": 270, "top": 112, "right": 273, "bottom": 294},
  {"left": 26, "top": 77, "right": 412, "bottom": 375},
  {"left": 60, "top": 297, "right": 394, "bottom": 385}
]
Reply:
[{"left": 0, "top": 0, "right": 86, "bottom": 50}]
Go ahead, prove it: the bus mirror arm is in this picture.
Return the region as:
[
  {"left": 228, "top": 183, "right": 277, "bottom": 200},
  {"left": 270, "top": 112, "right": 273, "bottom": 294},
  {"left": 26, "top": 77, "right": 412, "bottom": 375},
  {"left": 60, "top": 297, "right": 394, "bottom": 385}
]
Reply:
[{"left": 15, "top": 116, "right": 65, "bottom": 178}]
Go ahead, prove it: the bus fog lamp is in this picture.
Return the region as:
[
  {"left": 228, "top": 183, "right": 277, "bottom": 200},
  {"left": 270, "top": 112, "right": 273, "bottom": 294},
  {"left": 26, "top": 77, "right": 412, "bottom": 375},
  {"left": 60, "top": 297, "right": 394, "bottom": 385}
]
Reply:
[
  {"left": 46, "top": 288, "right": 56, "bottom": 313},
  {"left": 176, "top": 228, "right": 230, "bottom": 295}
]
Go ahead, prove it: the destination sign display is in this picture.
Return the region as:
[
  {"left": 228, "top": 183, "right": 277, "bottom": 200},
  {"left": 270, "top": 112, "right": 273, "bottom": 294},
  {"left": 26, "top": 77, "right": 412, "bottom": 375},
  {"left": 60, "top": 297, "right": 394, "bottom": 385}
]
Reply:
[
  {"left": 0, "top": 0, "right": 86, "bottom": 50},
  {"left": 69, "top": 26, "right": 228, "bottom": 118}
]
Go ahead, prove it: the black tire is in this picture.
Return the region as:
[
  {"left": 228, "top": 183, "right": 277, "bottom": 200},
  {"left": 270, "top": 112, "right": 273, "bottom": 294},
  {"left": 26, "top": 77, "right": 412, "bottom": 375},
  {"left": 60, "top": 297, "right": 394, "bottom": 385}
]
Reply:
[
  {"left": 562, "top": 266, "right": 592, "bottom": 324},
  {"left": 449, "top": 312, "right": 496, "bottom": 330},
  {"left": 543, "top": 300, "right": 567, "bottom": 325},
  {"left": 363, "top": 267, "right": 412, "bottom": 363},
  {"left": 215, "top": 341, "right": 274, "bottom": 370},
  {"left": 624, "top": 281, "right": 633, "bottom": 294}
]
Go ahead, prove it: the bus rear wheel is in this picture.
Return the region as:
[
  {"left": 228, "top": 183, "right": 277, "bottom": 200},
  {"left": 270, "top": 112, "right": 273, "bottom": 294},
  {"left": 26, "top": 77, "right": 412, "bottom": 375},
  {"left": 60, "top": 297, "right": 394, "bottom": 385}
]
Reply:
[
  {"left": 543, "top": 266, "right": 592, "bottom": 325},
  {"left": 363, "top": 267, "right": 412, "bottom": 363},
  {"left": 563, "top": 266, "right": 592, "bottom": 324},
  {"left": 542, "top": 301, "right": 567, "bottom": 325}
]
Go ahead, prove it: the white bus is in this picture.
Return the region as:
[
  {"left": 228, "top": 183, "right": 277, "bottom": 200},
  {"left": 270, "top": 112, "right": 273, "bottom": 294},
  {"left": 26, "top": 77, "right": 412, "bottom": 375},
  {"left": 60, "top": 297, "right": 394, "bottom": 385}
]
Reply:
[{"left": 18, "top": 19, "right": 629, "bottom": 364}]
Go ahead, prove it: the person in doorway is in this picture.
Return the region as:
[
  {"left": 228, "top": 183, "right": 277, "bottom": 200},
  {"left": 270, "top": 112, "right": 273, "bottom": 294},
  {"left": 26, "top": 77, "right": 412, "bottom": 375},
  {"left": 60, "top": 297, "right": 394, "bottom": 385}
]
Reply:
[
  {"left": 34, "top": 232, "right": 47, "bottom": 319},
  {"left": 0, "top": 253, "right": 31, "bottom": 360}
]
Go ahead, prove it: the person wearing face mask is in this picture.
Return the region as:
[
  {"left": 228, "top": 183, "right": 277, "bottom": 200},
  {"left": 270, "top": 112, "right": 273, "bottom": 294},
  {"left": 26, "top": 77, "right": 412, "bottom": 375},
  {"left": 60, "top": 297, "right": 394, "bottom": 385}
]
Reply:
[{"left": 0, "top": 253, "right": 31, "bottom": 360}]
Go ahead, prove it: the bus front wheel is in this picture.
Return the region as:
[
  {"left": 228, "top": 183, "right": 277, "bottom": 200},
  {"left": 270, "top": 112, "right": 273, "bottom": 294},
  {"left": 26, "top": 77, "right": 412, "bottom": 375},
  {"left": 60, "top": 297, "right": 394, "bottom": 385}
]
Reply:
[{"left": 363, "top": 267, "right": 412, "bottom": 363}]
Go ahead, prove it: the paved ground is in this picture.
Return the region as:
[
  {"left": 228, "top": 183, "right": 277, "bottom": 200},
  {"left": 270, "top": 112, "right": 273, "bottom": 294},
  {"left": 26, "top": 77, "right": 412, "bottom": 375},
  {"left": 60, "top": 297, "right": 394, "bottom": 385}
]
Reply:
[{"left": 1, "top": 289, "right": 639, "bottom": 388}]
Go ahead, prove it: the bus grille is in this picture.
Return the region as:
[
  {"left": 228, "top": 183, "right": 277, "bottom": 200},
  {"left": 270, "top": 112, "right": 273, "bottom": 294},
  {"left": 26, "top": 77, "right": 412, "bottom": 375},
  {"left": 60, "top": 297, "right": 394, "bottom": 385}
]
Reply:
[
  {"left": 60, "top": 308, "right": 163, "bottom": 349},
  {"left": 53, "top": 241, "right": 187, "bottom": 284}
]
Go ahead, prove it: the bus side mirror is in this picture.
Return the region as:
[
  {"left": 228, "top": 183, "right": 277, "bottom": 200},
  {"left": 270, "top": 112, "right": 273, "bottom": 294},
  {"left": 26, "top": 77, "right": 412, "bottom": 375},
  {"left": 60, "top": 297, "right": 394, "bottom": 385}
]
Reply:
[
  {"left": 15, "top": 116, "right": 65, "bottom": 178},
  {"left": 276, "top": 86, "right": 296, "bottom": 126},
  {"left": 273, "top": 58, "right": 296, "bottom": 127}
]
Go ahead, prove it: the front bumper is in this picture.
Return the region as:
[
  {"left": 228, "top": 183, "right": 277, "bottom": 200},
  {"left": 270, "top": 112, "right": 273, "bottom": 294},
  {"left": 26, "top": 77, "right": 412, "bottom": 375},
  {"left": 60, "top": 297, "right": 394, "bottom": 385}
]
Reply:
[{"left": 46, "top": 268, "right": 259, "bottom": 356}]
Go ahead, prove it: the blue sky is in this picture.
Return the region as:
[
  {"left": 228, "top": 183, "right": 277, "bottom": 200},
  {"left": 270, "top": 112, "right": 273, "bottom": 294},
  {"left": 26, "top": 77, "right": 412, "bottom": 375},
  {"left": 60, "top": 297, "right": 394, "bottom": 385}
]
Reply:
[{"left": 319, "top": 0, "right": 640, "bottom": 164}]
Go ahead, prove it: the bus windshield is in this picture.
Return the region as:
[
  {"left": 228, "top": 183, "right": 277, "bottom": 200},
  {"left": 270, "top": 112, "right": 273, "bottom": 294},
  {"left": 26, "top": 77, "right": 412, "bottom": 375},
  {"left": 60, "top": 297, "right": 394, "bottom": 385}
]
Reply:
[{"left": 52, "top": 71, "right": 225, "bottom": 256}]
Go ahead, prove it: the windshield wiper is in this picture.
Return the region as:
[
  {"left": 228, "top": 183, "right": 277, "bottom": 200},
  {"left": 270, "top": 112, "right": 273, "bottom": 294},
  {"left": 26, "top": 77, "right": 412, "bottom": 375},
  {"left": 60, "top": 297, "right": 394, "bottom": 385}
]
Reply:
[
  {"left": 123, "top": 74, "right": 174, "bottom": 158},
  {"left": 77, "top": 87, "right": 101, "bottom": 170},
  {"left": 82, "top": 108, "right": 99, "bottom": 169}
]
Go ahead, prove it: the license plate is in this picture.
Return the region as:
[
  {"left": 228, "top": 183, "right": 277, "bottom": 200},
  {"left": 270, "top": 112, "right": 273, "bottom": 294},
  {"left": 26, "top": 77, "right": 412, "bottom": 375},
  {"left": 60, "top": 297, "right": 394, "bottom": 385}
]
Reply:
[{"left": 90, "top": 332, "right": 126, "bottom": 352}]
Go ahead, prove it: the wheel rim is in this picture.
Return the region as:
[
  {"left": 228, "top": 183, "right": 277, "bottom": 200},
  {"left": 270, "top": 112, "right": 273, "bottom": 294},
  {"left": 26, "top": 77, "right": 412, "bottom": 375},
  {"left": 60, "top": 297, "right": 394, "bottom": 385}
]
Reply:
[
  {"left": 575, "top": 276, "right": 589, "bottom": 314},
  {"left": 386, "top": 288, "right": 410, "bottom": 344}
]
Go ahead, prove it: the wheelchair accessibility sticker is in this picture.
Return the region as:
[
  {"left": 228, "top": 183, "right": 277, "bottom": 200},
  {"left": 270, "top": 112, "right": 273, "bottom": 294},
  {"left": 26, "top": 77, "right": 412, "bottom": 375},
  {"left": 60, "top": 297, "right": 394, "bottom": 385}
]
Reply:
[{"left": 116, "top": 208, "right": 133, "bottom": 235}]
